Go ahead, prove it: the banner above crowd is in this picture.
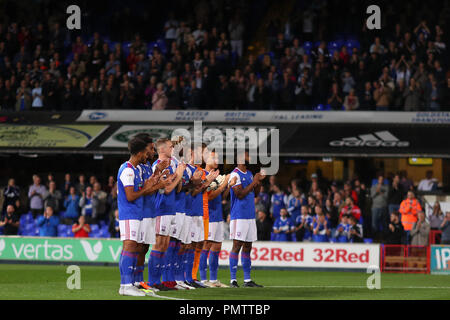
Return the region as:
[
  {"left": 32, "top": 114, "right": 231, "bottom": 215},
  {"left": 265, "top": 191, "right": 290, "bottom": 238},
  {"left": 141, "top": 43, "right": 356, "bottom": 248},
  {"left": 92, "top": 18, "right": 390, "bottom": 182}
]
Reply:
[{"left": 76, "top": 110, "right": 450, "bottom": 124}]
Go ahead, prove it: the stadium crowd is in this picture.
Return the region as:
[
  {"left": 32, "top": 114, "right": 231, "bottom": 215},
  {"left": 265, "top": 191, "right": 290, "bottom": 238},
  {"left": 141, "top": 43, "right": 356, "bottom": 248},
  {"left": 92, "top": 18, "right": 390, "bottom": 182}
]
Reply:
[
  {"left": 0, "top": 0, "right": 449, "bottom": 111},
  {"left": 1, "top": 169, "right": 449, "bottom": 245}
]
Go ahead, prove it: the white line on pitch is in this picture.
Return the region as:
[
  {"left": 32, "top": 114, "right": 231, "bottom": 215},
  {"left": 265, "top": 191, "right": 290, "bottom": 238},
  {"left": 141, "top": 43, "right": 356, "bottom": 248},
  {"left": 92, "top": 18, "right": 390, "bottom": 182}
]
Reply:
[{"left": 266, "top": 286, "right": 450, "bottom": 289}]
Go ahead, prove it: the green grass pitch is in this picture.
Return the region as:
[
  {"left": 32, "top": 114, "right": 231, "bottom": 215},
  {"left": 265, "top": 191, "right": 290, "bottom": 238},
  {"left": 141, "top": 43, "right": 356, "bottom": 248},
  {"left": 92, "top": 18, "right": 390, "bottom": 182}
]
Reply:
[{"left": 1, "top": 264, "right": 449, "bottom": 300}]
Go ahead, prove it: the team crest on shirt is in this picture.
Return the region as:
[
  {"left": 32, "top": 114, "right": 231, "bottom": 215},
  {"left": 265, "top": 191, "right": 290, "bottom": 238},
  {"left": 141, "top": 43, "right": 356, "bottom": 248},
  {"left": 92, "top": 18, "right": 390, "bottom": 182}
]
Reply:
[
  {"left": 191, "top": 232, "right": 195, "bottom": 237},
  {"left": 132, "top": 231, "right": 136, "bottom": 237},
  {"left": 237, "top": 232, "right": 241, "bottom": 237},
  {"left": 172, "top": 228, "right": 177, "bottom": 234},
  {"left": 161, "top": 226, "right": 166, "bottom": 232}
]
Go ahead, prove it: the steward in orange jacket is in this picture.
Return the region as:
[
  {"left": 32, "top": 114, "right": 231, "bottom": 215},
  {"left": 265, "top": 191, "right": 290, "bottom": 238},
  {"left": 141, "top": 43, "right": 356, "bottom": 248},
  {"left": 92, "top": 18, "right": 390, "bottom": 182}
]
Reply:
[{"left": 399, "top": 191, "right": 422, "bottom": 231}]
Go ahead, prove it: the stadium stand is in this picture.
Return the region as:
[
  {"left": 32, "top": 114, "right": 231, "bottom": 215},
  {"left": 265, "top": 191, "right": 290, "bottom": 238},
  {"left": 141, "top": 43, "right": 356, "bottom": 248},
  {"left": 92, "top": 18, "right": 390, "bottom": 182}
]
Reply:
[{"left": 0, "top": 0, "right": 448, "bottom": 111}]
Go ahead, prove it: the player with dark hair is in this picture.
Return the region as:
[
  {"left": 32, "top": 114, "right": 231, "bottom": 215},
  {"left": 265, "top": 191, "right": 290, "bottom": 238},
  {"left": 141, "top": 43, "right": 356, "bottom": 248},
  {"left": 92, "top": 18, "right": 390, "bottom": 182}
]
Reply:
[
  {"left": 228, "top": 150, "right": 266, "bottom": 287},
  {"left": 131, "top": 133, "right": 170, "bottom": 294},
  {"left": 117, "top": 137, "right": 162, "bottom": 296}
]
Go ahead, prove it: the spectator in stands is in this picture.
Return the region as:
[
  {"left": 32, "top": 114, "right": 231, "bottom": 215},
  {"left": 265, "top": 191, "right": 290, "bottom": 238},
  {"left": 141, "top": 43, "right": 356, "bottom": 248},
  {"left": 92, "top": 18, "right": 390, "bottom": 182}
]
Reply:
[
  {"left": 79, "top": 186, "right": 98, "bottom": 224},
  {"left": 109, "top": 209, "right": 120, "bottom": 238},
  {"left": 324, "top": 198, "right": 339, "bottom": 229},
  {"left": 272, "top": 208, "right": 295, "bottom": 241},
  {"left": 28, "top": 174, "right": 47, "bottom": 218},
  {"left": 256, "top": 210, "right": 272, "bottom": 241},
  {"left": 270, "top": 184, "right": 288, "bottom": 221},
  {"left": 348, "top": 215, "right": 364, "bottom": 243},
  {"left": 373, "top": 80, "right": 392, "bottom": 111},
  {"left": 327, "top": 82, "right": 343, "bottom": 110},
  {"left": 228, "top": 14, "right": 245, "bottom": 57},
  {"left": 287, "top": 188, "right": 303, "bottom": 221},
  {"left": 417, "top": 170, "right": 438, "bottom": 192},
  {"left": 63, "top": 186, "right": 80, "bottom": 224},
  {"left": 92, "top": 182, "right": 108, "bottom": 222},
  {"left": 15, "top": 79, "right": 32, "bottom": 111},
  {"left": 359, "top": 81, "right": 374, "bottom": 110},
  {"left": 61, "top": 173, "right": 73, "bottom": 197},
  {"left": 31, "top": 80, "right": 43, "bottom": 109},
  {"left": 370, "top": 175, "right": 389, "bottom": 235},
  {"left": 440, "top": 212, "right": 450, "bottom": 244},
  {"left": 312, "top": 212, "right": 330, "bottom": 242},
  {"left": 403, "top": 78, "right": 422, "bottom": 111},
  {"left": 344, "top": 180, "right": 358, "bottom": 205},
  {"left": 399, "top": 191, "right": 422, "bottom": 244},
  {"left": 294, "top": 205, "right": 313, "bottom": 242},
  {"left": 43, "top": 181, "right": 62, "bottom": 213},
  {"left": 75, "top": 174, "right": 87, "bottom": 195},
  {"left": 2, "top": 178, "right": 20, "bottom": 215},
  {"left": 387, "top": 174, "right": 404, "bottom": 216},
  {"left": 343, "top": 88, "right": 359, "bottom": 110},
  {"left": 410, "top": 211, "right": 430, "bottom": 246},
  {"left": 72, "top": 215, "right": 91, "bottom": 238},
  {"left": 36, "top": 206, "right": 59, "bottom": 237},
  {"left": 429, "top": 201, "right": 444, "bottom": 230},
  {"left": 339, "top": 196, "right": 362, "bottom": 223},
  {"left": 103, "top": 176, "right": 115, "bottom": 194},
  {"left": 384, "top": 211, "right": 404, "bottom": 244},
  {"left": 152, "top": 83, "right": 168, "bottom": 110},
  {"left": 0, "top": 205, "right": 20, "bottom": 235},
  {"left": 399, "top": 170, "right": 414, "bottom": 192},
  {"left": 334, "top": 214, "right": 351, "bottom": 243}
]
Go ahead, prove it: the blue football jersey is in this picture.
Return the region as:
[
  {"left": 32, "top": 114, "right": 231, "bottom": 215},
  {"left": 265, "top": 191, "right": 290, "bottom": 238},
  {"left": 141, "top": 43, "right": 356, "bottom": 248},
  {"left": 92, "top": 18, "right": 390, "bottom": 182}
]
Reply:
[
  {"left": 312, "top": 222, "right": 329, "bottom": 242},
  {"left": 229, "top": 168, "right": 255, "bottom": 220},
  {"left": 175, "top": 166, "right": 192, "bottom": 214},
  {"left": 208, "top": 194, "right": 223, "bottom": 223},
  {"left": 152, "top": 159, "right": 176, "bottom": 216},
  {"left": 271, "top": 192, "right": 287, "bottom": 220},
  {"left": 117, "top": 161, "right": 144, "bottom": 221},
  {"left": 273, "top": 216, "right": 295, "bottom": 242},
  {"left": 139, "top": 161, "right": 157, "bottom": 219},
  {"left": 288, "top": 197, "right": 302, "bottom": 221}
]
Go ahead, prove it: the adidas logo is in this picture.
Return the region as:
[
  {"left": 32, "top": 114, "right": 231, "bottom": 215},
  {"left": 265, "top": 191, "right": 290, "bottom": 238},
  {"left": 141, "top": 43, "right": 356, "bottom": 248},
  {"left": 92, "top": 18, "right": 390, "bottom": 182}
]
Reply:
[{"left": 330, "top": 131, "right": 409, "bottom": 148}]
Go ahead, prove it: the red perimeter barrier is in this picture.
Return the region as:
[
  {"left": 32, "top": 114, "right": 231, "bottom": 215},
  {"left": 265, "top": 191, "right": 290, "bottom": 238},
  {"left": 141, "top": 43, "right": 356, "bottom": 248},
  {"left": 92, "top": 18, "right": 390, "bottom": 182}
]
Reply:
[
  {"left": 429, "top": 230, "right": 442, "bottom": 245},
  {"left": 381, "top": 245, "right": 429, "bottom": 273}
]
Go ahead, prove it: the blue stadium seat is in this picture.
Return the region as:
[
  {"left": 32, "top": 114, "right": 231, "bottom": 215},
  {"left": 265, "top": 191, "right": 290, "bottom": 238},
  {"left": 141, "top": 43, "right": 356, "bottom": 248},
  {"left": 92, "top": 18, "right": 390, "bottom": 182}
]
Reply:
[
  {"left": 270, "top": 231, "right": 276, "bottom": 241},
  {"left": 64, "top": 52, "right": 74, "bottom": 65},
  {"left": 345, "top": 39, "right": 360, "bottom": 50},
  {"left": 364, "top": 238, "right": 373, "bottom": 244},
  {"left": 315, "top": 104, "right": 325, "bottom": 111},
  {"left": 91, "top": 224, "right": 99, "bottom": 233},
  {"left": 22, "top": 212, "right": 33, "bottom": 223},
  {"left": 109, "top": 41, "right": 119, "bottom": 51}
]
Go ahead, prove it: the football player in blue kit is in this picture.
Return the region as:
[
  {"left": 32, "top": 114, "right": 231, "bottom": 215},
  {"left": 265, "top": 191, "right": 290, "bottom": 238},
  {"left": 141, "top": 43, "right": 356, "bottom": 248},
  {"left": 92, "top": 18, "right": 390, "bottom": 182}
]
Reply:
[
  {"left": 228, "top": 150, "right": 266, "bottom": 288},
  {"left": 117, "top": 137, "right": 165, "bottom": 296},
  {"left": 199, "top": 150, "right": 233, "bottom": 288}
]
